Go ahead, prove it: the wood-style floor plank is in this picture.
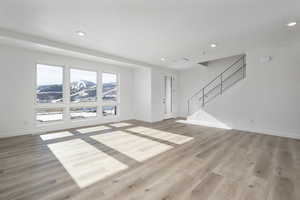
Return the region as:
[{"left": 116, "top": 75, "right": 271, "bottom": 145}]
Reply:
[{"left": 0, "top": 119, "right": 300, "bottom": 200}]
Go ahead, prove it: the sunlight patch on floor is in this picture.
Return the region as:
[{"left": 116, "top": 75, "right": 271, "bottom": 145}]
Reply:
[
  {"left": 91, "top": 131, "right": 172, "bottom": 162},
  {"left": 77, "top": 125, "right": 111, "bottom": 134},
  {"left": 47, "top": 139, "right": 128, "bottom": 188},
  {"left": 109, "top": 122, "right": 132, "bottom": 128},
  {"left": 40, "top": 131, "right": 73, "bottom": 141},
  {"left": 127, "top": 127, "right": 194, "bottom": 144},
  {"left": 183, "top": 109, "right": 232, "bottom": 129}
]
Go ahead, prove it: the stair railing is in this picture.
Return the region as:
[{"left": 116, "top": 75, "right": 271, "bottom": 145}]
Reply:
[{"left": 188, "top": 55, "right": 246, "bottom": 114}]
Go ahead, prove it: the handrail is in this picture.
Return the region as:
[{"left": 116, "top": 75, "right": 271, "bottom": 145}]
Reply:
[
  {"left": 188, "top": 55, "right": 246, "bottom": 114},
  {"left": 189, "top": 55, "right": 245, "bottom": 100},
  {"left": 198, "top": 64, "right": 245, "bottom": 101},
  {"left": 202, "top": 55, "right": 244, "bottom": 90}
]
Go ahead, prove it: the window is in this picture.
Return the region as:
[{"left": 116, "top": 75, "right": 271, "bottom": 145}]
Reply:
[
  {"left": 70, "top": 69, "right": 97, "bottom": 103},
  {"left": 36, "top": 108, "right": 64, "bottom": 123},
  {"left": 36, "top": 64, "right": 63, "bottom": 103},
  {"left": 35, "top": 64, "right": 120, "bottom": 124},
  {"left": 70, "top": 107, "right": 97, "bottom": 120},
  {"left": 102, "top": 73, "right": 118, "bottom": 117},
  {"left": 103, "top": 105, "right": 117, "bottom": 116},
  {"left": 102, "top": 73, "right": 118, "bottom": 102}
]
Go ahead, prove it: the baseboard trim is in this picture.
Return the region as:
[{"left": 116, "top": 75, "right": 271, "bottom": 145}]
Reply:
[
  {"left": 0, "top": 118, "right": 135, "bottom": 138},
  {"left": 176, "top": 119, "right": 300, "bottom": 140},
  {"left": 177, "top": 119, "right": 232, "bottom": 130},
  {"left": 0, "top": 129, "right": 35, "bottom": 138},
  {"left": 236, "top": 127, "right": 300, "bottom": 140}
]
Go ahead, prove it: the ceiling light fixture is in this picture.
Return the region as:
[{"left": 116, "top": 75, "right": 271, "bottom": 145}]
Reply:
[
  {"left": 76, "top": 31, "right": 86, "bottom": 37},
  {"left": 287, "top": 22, "right": 297, "bottom": 27},
  {"left": 161, "top": 58, "right": 166, "bottom": 61},
  {"left": 210, "top": 43, "right": 217, "bottom": 48}
]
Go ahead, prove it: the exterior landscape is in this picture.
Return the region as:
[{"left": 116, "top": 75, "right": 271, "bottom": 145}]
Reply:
[{"left": 36, "top": 80, "right": 117, "bottom": 122}]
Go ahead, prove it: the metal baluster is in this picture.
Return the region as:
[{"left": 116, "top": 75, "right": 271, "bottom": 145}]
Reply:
[
  {"left": 189, "top": 55, "right": 245, "bottom": 108},
  {"left": 188, "top": 99, "right": 191, "bottom": 114},
  {"left": 220, "top": 74, "right": 223, "bottom": 95},
  {"left": 202, "top": 88, "right": 205, "bottom": 106},
  {"left": 243, "top": 55, "right": 246, "bottom": 78},
  {"left": 187, "top": 99, "right": 190, "bottom": 115}
]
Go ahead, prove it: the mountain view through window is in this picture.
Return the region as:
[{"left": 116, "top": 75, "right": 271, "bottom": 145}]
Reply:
[
  {"left": 102, "top": 73, "right": 117, "bottom": 102},
  {"left": 36, "top": 64, "right": 63, "bottom": 103},
  {"left": 36, "top": 65, "right": 119, "bottom": 122},
  {"left": 70, "top": 69, "right": 97, "bottom": 103}
]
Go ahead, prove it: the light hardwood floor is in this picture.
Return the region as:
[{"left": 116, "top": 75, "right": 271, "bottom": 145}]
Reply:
[{"left": 0, "top": 119, "right": 299, "bottom": 200}]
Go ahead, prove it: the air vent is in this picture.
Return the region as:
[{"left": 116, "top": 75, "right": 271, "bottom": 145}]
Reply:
[{"left": 198, "top": 61, "right": 209, "bottom": 66}]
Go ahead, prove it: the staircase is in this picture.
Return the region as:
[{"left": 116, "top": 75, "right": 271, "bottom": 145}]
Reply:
[{"left": 187, "top": 55, "right": 246, "bottom": 116}]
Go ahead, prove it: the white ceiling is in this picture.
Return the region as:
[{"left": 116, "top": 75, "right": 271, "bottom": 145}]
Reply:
[{"left": 0, "top": 0, "right": 299, "bottom": 70}]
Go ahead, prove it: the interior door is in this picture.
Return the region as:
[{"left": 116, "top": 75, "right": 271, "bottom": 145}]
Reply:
[{"left": 164, "top": 76, "right": 173, "bottom": 119}]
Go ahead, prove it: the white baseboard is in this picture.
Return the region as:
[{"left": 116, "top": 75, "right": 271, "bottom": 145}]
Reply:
[
  {"left": 0, "top": 117, "right": 135, "bottom": 138},
  {"left": 177, "top": 119, "right": 232, "bottom": 130},
  {"left": 176, "top": 119, "right": 300, "bottom": 140},
  {"left": 0, "top": 129, "right": 36, "bottom": 138},
  {"left": 236, "top": 127, "right": 300, "bottom": 140}
]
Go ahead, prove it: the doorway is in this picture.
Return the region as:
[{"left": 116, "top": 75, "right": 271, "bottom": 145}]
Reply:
[{"left": 163, "top": 76, "right": 173, "bottom": 119}]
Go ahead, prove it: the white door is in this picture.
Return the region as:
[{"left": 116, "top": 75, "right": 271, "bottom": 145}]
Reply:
[{"left": 164, "top": 76, "right": 173, "bottom": 119}]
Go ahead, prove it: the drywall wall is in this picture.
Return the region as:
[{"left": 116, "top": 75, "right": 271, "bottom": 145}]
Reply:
[
  {"left": 133, "top": 67, "right": 152, "bottom": 122},
  {"left": 0, "top": 44, "right": 134, "bottom": 137},
  {"left": 179, "top": 43, "right": 300, "bottom": 139},
  {"left": 0, "top": 43, "right": 179, "bottom": 138},
  {"left": 179, "top": 54, "right": 242, "bottom": 111},
  {"left": 132, "top": 67, "right": 179, "bottom": 123}
]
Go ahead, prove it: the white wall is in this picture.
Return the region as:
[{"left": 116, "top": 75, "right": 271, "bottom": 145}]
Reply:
[
  {"left": 132, "top": 67, "right": 179, "bottom": 123},
  {"left": 179, "top": 43, "right": 300, "bottom": 139},
  {"left": 179, "top": 54, "right": 242, "bottom": 114},
  {"left": 0, "top": 44, "right": 134, "bottom": 137},
  {"left": 0, "top": 44, "right": 179, "bottom": 138},
  {"left": 133, "top": 67, "right": 152, "bottom": 122}
]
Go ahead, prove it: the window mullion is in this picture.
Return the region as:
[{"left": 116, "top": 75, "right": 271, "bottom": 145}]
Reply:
[
  {"left": 64, "top": 66, "right": 71, "bottom": 122},
  {"left": 98, "top": 70, "right": 103, "bottom": 118},
  {"left": 36, "top": 64, "right": 120, "bottom": 124}
]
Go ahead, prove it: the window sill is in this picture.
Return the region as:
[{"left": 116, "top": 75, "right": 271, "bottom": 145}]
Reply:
[{"left": 36, "top": 121, "right": 65, "bottom": 127}]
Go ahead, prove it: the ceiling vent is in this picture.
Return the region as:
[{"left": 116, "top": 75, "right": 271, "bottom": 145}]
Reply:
[{"left": 198, "top": 61, "right": 209, "bottom": 66}]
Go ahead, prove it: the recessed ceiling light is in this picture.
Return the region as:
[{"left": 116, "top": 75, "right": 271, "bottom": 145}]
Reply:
[
  {"left": 161, "top": 58, "right": 166, "bottom": 61},
  {"left": 287, "top": 22, "right": 297, "bottom": 27},
  {"left": 76, "top": 31, "right": 86, "bottom": 37},
  {"left": 210, "top": 43, "right": 217, "bottom": 48}
]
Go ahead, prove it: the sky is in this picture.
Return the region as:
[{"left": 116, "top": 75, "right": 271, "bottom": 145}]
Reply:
[
  {"left": 102, "top": 72, "right": 117, "bottom": 84},
  {"left": 37, "top": 64, "right": 63, "bottom": 86},
  {"left": 37, "top": 64, "right": 117, "bottom": 86},
  {"left": 70, "top": 69, "right": 96, "bottom": 83}
]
